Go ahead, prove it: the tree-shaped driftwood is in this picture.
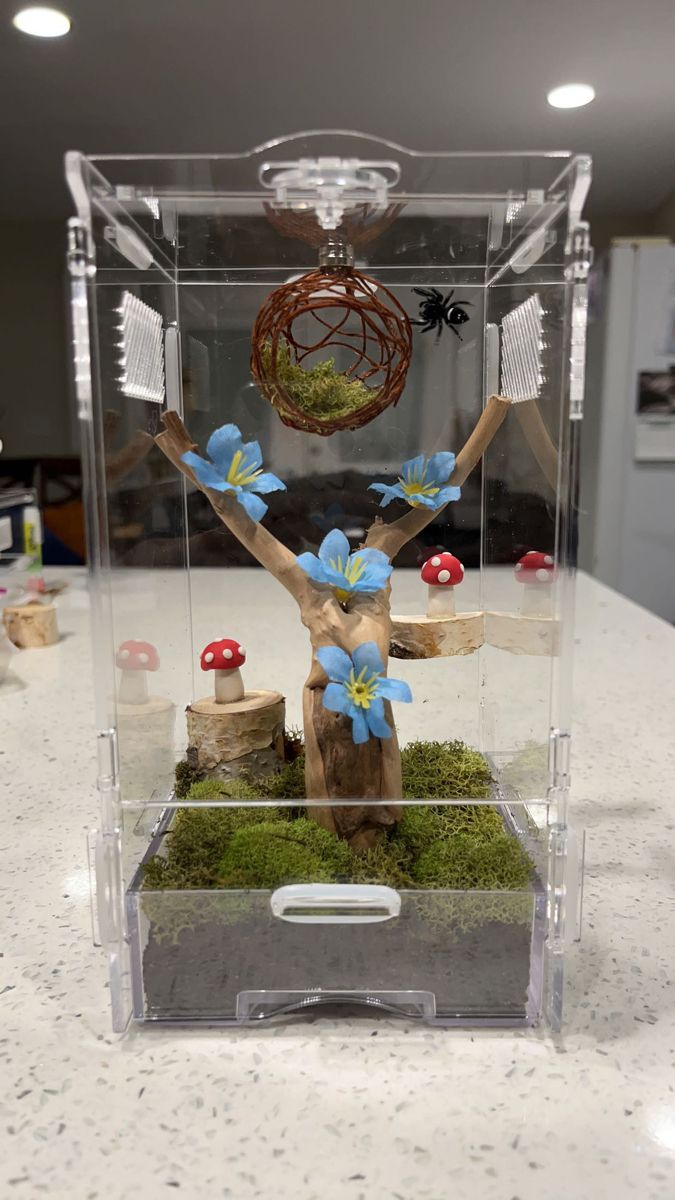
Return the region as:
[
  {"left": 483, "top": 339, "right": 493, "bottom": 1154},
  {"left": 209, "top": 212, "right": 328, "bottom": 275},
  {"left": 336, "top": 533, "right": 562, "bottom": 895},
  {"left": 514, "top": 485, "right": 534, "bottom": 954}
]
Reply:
[{"left": 156, "top": 394, "right": 511, "bottom": 849}]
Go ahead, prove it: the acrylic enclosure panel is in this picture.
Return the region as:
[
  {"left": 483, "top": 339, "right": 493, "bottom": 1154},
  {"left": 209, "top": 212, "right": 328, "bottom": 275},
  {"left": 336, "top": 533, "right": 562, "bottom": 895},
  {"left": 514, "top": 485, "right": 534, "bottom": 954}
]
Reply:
[{"left": 66, "top": 133, "right": 590, "bottom": 1032}]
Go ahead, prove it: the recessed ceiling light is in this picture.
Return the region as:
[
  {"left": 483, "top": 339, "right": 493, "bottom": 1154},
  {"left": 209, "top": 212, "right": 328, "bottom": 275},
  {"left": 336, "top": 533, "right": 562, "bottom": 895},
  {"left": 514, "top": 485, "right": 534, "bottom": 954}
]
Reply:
[
  {"left": 12, "top": 6, "right": 71, "bottom": 37},
  {"left": 547, "top": 83, "right": 595, "bottom": 110}
]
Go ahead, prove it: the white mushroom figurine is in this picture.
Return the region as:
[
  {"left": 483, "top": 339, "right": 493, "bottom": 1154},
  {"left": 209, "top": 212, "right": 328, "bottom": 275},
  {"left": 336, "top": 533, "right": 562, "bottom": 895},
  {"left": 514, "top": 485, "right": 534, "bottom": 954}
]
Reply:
[
  {"left": 514, "top": 551, "right": 556, "bottom": 616},
  {"left": 116, "top": 639, "right": 160, "bottom": 704},
  {"left": 421, "top": 552, "right": 465, "bottom": 617},
  {"left": 201, "top": 638, "right": 246, "bottom": 703}
]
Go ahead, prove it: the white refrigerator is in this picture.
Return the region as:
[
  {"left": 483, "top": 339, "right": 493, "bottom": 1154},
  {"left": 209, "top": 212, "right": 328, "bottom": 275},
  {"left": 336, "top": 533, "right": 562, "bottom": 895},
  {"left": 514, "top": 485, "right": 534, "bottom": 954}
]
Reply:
[{"left": 580, "top": 241, "right": 675, "bottom": 623}]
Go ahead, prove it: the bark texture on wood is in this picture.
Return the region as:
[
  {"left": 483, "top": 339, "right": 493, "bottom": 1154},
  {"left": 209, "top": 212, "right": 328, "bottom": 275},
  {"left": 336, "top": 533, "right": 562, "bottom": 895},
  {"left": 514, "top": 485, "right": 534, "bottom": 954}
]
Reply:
[
  {"left": 300, "top": 586, "right": 402, "bottom": 847},
  {"left": 390, "top": 612, "right": 484, "bottom": 659},
  {"left": 304, "top": 685, "right": 402, "bottom": 849},
  {"left": 187, "top": 690, "right": 285, "bottom": 773},
  {"left": 3, "top": 602, "right": 59, "bottom": 648}
]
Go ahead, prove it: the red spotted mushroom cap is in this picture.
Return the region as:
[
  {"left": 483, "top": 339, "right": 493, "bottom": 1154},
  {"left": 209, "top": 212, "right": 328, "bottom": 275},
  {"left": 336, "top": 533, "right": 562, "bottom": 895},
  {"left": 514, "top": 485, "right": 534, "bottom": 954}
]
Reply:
[
  {"left": 421, "top": 551, "right": 464, "bottom": 587},
  {"left": 514, "top": 551, "right": 556, "bottom": 584},
  {"left": 201, "top": 638, "right": 246, "bottom": 671},
  {"left": 116, "top": 639, "right": 159, "bottom": 670}
]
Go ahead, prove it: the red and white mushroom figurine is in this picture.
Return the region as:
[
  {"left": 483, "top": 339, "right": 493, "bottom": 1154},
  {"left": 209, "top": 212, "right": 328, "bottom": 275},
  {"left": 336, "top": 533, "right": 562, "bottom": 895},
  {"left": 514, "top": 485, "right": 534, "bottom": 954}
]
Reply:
[
  {"left": 116, "top": 639, "right": 159, "bottom": 704},
  {"left": 421, "top": 552, "right": 464, "bottom": 617},
  {"left": 201, "top": 638, "right": 246, "bottom": 703},
  {"left": 514, "top": 551, "right": 556, "bottom": 616}
]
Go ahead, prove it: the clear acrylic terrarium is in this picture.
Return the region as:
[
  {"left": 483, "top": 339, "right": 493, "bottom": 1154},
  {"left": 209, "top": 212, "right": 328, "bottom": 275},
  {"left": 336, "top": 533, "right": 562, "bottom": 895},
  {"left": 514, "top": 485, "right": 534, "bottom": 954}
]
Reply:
[{"left": 66, "top": 132, "right": 590, "bottom": 1033}]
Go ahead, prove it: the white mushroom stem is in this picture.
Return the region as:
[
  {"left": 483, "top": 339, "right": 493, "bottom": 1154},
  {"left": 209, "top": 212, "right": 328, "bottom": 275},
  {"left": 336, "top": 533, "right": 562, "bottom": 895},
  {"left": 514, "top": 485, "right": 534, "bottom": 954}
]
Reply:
[
  {"left": 118, "top": 669, "right": 149, "bottom": 705},
  {"left": 214, "top": 668, "right": 244, "bottom": 703},
  {"left": 521, "top": 583, "right": 552, "bottom": 617},
  {"left": 427, "top": 585, "right": 456, "bottom": 618}
]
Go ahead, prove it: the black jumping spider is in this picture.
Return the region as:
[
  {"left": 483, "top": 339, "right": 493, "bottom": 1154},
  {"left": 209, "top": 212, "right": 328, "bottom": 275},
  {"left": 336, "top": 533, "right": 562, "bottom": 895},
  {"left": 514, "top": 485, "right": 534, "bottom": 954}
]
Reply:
[{"left": 412, "top": 288, "right": 473, "bottom": 341}]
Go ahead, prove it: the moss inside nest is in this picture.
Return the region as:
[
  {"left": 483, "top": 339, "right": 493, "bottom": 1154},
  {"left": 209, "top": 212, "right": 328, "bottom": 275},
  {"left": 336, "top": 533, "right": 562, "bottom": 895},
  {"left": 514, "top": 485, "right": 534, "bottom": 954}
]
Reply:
[
  {"left": 260, "top": 338, "right": 378, "bottom": 422},
  {"left": 146, "top": 740, "right": 534, "bottom": 895}
]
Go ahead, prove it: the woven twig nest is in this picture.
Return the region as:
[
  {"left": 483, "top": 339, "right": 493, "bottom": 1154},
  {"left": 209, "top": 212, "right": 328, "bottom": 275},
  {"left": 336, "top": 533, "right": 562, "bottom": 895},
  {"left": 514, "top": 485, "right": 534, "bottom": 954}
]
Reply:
[{"left": 250, "top": 267, "right": 412, "bottom": 435}]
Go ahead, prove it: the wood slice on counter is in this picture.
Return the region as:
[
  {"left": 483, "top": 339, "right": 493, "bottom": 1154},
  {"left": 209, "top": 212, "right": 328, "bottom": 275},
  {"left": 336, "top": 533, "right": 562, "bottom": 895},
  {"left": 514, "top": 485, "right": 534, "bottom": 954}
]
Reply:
[
  {"left": 389, "top": 612, "right": 484, "bottom": 659},
  {"left": 186, "top": 689, "right": 286, "bottom": 781},
  {"left": 485, "top": 612, "right": 561, "bottom": 656},
  {"left": 3, "top": 602, "right": 59, "bottom": 648},
  {"left": 117, "top": 696, "right": 176, "bottom": 802}
]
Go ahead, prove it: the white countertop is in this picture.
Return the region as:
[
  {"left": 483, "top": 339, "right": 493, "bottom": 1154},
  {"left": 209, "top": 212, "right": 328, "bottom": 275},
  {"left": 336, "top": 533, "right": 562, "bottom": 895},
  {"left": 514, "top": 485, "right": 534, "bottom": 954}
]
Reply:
[{"left": 2, "top": 569, "right": 675, "bottom": 1200}]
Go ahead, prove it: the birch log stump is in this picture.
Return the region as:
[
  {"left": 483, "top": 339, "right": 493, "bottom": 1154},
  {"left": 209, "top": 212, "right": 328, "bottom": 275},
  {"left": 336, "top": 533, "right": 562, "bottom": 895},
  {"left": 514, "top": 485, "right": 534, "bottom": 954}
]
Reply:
[
  {"left": 186, "top": 690, "right": 286, "bottom": 783},
  {"left": 3, "top": 602, "right": 59, "bottom": 648}
]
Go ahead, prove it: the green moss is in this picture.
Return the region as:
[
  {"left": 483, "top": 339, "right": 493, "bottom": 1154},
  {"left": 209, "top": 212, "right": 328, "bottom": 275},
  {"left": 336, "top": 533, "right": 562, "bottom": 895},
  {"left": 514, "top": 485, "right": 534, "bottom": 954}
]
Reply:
[
  {"left": 260, "top": 338, "right": 378, "bottom": 424},
  {"left": 142, "top": 805, "right": 284, "bottom": 890},
  {"left": 151, "top": 740, "right": 534, "bottom": 898},
  {"left": 259, "top": 757, "right": 307, "bottom": 801},
  {"left": 395, "top": 803, "right": 505, "bottom": 854},
  {"left": 412, "top": 833, "right": 533, "bottom": 890},
  {"left": 175, "top": 758, "right": 201, "bottom": 799},
  {"left": 413, "top": 891, "right": 534, "bottom": 940},
  {"left": 217, "top": 819, "right": 353, "bottom": 888},
  {"left": 176, "top": 738, "right": 490, "bottom": 806},
  {"left": 180, "top": 759, "right": 307, "bottom": 805},
  {"left": 347, "top": 840, "right": 415, "bottom": 889},
  {"left": 401, "top": 740, "right": 492, "bottom": 800}
]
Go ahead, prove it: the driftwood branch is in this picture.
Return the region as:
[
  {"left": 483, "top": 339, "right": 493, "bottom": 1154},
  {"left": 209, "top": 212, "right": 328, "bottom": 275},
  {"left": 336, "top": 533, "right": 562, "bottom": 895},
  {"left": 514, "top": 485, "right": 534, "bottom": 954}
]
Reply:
[
  {"left": 365, "top": 394, "right": 512, "bottom": 559},
  {"left": 105, "top": 430, "right": 154, "bottom": 486},
  {"left": 514, "top": 399, "right": 559, "bottom": 493},
  {"left": 154, "top": 412, "right": 315, "bottom": 610}
]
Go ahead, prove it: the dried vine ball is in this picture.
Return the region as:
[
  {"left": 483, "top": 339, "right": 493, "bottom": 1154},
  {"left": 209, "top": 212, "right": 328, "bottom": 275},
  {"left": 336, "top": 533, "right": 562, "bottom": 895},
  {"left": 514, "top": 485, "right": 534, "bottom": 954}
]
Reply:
[{"left": 251, "top": 208, "right": 412, "bottom": 435}]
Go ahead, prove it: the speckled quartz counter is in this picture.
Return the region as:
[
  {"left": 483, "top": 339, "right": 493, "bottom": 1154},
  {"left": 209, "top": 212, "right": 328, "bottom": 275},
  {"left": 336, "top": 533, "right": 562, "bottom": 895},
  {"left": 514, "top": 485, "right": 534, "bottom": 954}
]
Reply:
[{"left": 2, "top": 570, "right": 674, "bottom": 1200}]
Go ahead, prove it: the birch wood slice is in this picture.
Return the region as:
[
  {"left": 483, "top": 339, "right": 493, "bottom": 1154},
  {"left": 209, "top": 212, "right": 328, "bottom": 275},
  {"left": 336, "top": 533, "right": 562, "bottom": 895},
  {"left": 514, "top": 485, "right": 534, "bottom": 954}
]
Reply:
[
  {"left": 485, "top": 612, "right": 561, "bottom": 656},
  {"left": 389, "top": 612, "right": 485, "bottom": 659},
  {"left": 187, "top": 689, "right": 286, "bottom": 776},
  {"left": 3, "top": 602, "right": 59, "bottom": 648}
]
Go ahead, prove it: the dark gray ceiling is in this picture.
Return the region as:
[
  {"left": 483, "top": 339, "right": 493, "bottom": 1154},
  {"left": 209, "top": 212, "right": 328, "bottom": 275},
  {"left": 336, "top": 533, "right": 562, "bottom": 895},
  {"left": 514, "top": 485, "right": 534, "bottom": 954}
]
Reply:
[{"left": 1, "top": 0, "right": 674, "bottom": 220}]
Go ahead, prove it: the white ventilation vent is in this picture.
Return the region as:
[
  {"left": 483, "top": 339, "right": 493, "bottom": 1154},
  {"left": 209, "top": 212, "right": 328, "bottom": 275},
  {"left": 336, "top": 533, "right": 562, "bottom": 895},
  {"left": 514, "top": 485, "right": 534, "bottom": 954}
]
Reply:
[
  {"left": 116, "top": 292, "right": 165, "bottom": 403},
  {"left": 500, "top": 293, "right": 545, "bottom": 402}
]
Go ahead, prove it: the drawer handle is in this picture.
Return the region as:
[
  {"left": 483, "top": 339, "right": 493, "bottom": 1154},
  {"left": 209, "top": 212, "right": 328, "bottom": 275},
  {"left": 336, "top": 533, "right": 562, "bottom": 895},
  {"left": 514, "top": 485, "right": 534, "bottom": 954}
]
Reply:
[{"left": 270, "top": 884, "right": 401, "bottom": 925}]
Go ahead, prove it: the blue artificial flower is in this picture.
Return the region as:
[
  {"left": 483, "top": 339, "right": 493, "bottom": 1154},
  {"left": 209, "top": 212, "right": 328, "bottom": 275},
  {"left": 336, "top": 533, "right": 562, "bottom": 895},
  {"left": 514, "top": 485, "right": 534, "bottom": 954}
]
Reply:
[
  {"left": 297, "top": 529, "right": 392, "bottom": 603},
  {"left": 181, "top": 423, "right": 285, "bottom": 522},
  {"left": 369, "top": 452, "right": 461, "bottom": 511},
  {"left": 316, "top": 641, "right": 412, "bottom": 745}
]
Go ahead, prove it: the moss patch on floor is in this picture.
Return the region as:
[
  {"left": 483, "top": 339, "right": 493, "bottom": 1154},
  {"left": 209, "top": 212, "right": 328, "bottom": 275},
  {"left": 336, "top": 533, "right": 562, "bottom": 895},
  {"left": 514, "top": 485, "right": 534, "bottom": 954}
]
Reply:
[
  {"left": 402, "top": 739, "right": 492, "bottom": 800},
  {"left": 260, "top": 338, "right": 378, "bottom": 425},
  {"left": 143, "top": 740, "right": 533, "bottom": 893}
]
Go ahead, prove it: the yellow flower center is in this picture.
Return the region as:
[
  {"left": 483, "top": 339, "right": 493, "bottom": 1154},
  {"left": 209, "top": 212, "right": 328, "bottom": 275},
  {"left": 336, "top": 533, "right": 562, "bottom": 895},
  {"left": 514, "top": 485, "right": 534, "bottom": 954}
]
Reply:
[
  {"left": 399, "top": 475, "right": 441, "bottom": 508},
  {"left": 345, "top": 666, "right": 379, "bottom": 709},
  {"left": 397, "top": 461, "right": 443, "bottom": 508},
  {"left": 226, "top": 448, "right": 263, "bottom": 488},
  {"left": 329, "top": 553, "right": 367, "bottom": 603}
]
